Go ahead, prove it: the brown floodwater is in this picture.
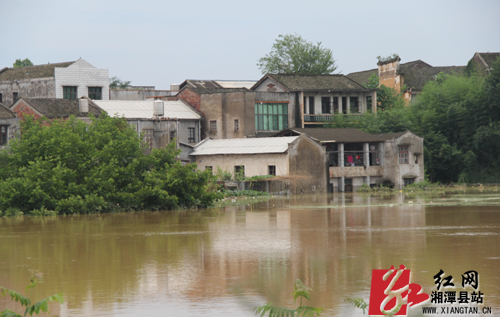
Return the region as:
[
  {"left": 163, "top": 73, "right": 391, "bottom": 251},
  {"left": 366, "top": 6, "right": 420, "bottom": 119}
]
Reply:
[{"left": 1, "top": 190, "right": 500, "bottom": 316}]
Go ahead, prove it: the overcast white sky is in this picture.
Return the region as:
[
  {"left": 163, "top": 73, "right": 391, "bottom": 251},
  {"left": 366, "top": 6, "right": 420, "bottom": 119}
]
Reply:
[{"left": 1, "top": 0, "right": 499, "bottom": 89}]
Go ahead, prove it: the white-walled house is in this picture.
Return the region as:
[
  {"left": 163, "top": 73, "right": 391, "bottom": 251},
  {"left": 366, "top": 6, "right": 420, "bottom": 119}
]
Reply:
[{"left": 0, "top": 59, "right": 109, "bottom": 107}]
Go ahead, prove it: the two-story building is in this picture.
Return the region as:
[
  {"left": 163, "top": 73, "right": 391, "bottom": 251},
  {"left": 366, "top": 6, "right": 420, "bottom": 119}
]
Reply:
[
  {"left": 0, "top": 59, "right": 109, "bottom": 107},
  {"left": 275, "top": 128, "right": 424, "bottom": 191}
]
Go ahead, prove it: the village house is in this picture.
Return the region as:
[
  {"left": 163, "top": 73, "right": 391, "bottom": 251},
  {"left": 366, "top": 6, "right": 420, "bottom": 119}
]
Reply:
[
  {"left": 251, "top": 74, "right": 378, "bottom": 129},
  {"left": 0, "top": 59, "right": 109, "bottom": 107},
  {"left": 0, "top": 102, "right": 19, "bottom": 148},
  {"left": 466, "top": 52, "right": 500, "bottom": 76},
  {"left": 274, "top": 128, "right": 424, "bottom": 191},
  {"left": 190, "top": 135, "right": 327, "bottom": 194},
  {"left": 92, "top": 99, "right": 201, "bottom": 157},
  {"left": 174, "top": 80, "right": 257, "bottom": 139},
  {"left": 10, "top": 97, "right": 201, "bottom": 158}
]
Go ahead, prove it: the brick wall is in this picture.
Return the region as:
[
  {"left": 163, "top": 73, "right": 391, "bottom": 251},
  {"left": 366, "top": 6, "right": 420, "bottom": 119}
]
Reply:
[
  {"left": 11, "top": 100, "right": 43, "bottom": 120},
  {"left": 55, "top": 59, "right": 109, "bottom": 100},
  {"left": 176, "top": 88, "right": 201, "bottom": 111}
]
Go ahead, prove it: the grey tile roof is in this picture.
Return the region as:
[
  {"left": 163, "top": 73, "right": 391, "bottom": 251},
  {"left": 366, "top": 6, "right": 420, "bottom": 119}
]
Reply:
[
  {"left": 179, "top": 80, "right": 255, "bottom": 94},
  {"left": 0, "top": 103, "right": 16, "bottom": 119},
  {"left": 18, "top": 98, "right": 102, "bottom": 118},
  {"left": 266, "top": 74, "right": 370, "bottom": 91},
  {"left": 346, "top": 68, "right": 377, "bottom": 86},
  {"left": 399, "top": 65, "right": 465, "bottom": 91},
  {"left": 275, "top": 128, "right": 410, "bottom": 143},
  {"left": 478, "top": 52, "right": 500, "bottom": 67},
  {"left": 0, "top": 61, "right": 75, "bottom": 82}
]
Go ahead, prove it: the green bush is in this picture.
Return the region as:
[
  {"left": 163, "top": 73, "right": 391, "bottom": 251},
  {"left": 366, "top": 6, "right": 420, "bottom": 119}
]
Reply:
[{"left": 0, "top": 115, "right": 221, "bottom": 215}]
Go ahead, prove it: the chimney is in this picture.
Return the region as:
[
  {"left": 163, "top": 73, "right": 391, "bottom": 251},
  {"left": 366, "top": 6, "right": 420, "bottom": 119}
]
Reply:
[
  {"left": 79, "top": 98, "right": 89, "bottom": 114},
  {"left": 154, "top": 100, "right": 164, "bottom": 117}
]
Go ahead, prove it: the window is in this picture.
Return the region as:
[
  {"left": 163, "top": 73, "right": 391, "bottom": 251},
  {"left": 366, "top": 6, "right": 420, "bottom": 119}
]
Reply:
[
  {"left": 0, "top": 93, "right": 3, "bottom": 103},
  {"left": 142, "top": 129, "right": 153, "bottom": 149},
  {"left": 88, "top": 87, "right": 102, "bottom": 100},
  {"left": 210, "top": 120, "right": 217, "bottom": 132},
  {"left": 205, "top": 166, "right": 213, "bottom": 174},
  {"left": 188, "top": 127, "right": 195, "bottom": 143},
  {"left": 344, "top": 143, "right": 364, "bottom": 167},
  {"left": 63, "top": 86, "right": 77, "bottom": 99},
  {"left": 398, "top": 145, "right": 409, "bottom": 164},
  {"left": 321, "top": 97, "right": 331, "bottom": 114},
  {"left": 404, "top": 178, "right": 415, "bottom": 186},
  {"left": 170, "top": 130, "right": 175, "bottom": 141},
  {"left": 308, "top": 97, "right": 314, "bottom": 114},
  {"left": 255, "top": 103, "right": 288, "bottom": 131},
  {"left": 0, "top": 126, "right": 7, "bottom": 145},
  {"left": 234, "top": 165, "right": 245, "bottom": 179},
  {"left": 234, "top": 119, "right": 239, "bottom": 132},
  {"left": 13, "top": 92, "right": 18, "bottom": 102},
  {"left": 268, "top": 165, "right": 276, "bottom": 176}
]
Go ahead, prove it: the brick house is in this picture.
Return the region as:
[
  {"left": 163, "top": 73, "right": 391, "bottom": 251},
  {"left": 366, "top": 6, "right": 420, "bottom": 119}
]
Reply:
[{"left": 0, "top": 59, "right": 109, "bottom": 107}]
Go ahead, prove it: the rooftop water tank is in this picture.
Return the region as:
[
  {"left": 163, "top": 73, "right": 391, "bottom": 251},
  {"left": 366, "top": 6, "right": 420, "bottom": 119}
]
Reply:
[
  {"left": 154, "top": 100, "right": 164, "bottom": 117},
  {"left": 79, "top": 98, "right": 89, "bottom": 114}
]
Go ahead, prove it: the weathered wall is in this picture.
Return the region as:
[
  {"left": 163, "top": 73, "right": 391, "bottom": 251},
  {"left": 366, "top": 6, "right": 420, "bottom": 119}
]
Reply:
[
  {"left": 288, "top": 135, "right": 327, "bottom": 194},
  {"left": 253, "top": 78, "right": 287, "bottom": 92},
  {"left": 200, "top": 93, "right": 224, "bottom": 140},
  {"left": 109, "top": 89, "right": 175, "bottom": 101},
  {"left": 176, "top": 88, "right": 201, "bottom": 112},
  {"left": 55, "top": 59, "right": 109, "bottom": 100},
  {"left": 0, "top": 78, "right": 55, "bottom": 106},
  {"left": 195, "top": 153, "right": 289, "bottom": 179},
  {"left": 378, "top": 60, "right": 401, "bottom": 92},
  {"left": 0, "top": 117, "right": 20, "bottom": 149},
  {"left": 10, "top": 99, "right": 44, "bottom": 120},
  {"left": 128, "top": 119, "right": 200, "bottom": 150},
  {"left": 383, "top": 132, "right": 424, "bottom": 189}
]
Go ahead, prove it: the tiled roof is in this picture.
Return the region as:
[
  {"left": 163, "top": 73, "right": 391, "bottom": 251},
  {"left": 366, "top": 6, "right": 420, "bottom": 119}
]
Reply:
[
  {"left": 17, "top": 98, "right": 102, "bottom": 118},
  {"left": 399, "top": 65, "right": 465, "bottom": 91},
  {"left": 265, "top": 74, "right": 370, "bottom": 91},
  {"left": 93, "top": 100, "right": 201, "bottom": 120},
  {"left": 190, "top": 136, "right": 299, "bottom": 156},
  {"left": 346, "top": 68, "right": 377, "bottom": 86},
  {"left": 275, "top": 128, "right": 410, "bottom": 143},
  {"left": 180, "top": 80, "right": 256, "bottom": 94},
  {"left": 0, "top": 103, "right": 16, "bottom": 119},
  {"left": 477, "top": 52, "right": 500, "bottom": 67},
  {"left": 0, "top": 61, "right": 75, "bottom": 82}
]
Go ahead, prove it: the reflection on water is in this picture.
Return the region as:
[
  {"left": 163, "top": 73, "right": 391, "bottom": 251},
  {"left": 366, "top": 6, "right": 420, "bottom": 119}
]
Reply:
[{"left": 1, "top": 191, "right": 500, "bottom": 316}]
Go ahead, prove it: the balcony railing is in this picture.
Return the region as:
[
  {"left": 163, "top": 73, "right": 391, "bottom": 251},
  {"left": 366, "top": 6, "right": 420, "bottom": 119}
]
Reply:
[{"left": 304, "top": 113, "right": 364, "bottom": 123}]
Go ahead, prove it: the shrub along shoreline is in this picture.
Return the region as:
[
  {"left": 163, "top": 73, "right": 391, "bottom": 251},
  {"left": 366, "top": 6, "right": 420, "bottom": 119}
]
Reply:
[{"left": 0, "top": 115, "right": 221, "bottom": 216}]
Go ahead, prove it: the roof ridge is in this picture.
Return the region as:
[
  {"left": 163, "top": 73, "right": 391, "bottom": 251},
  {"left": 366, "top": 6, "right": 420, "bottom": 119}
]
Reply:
[{"left": 5, "top": 61, "right": 75, "bottom": 70}]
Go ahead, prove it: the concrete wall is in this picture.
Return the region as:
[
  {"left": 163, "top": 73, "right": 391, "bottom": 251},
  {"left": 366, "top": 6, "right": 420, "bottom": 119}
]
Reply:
[
  {"left": 253, "top": 78, "right": 287, "bottom": 92},
  {"left": 195, "top": 153, "right": 289, "bottom": 179},
  {"left": 0, "top": 117, "right": 20, "bottom": 149},
  {"left": 288, "top": 135, "right": 327, "bottom": 194},
  {"left": 109, "top": 89, "right": 175, "bottom": 101},
  {"left": 55, "top": 59, "right": 109, "bottom": 100},
  {"left": 0, "top": 77, "right": 55, "bottom": 107},
  {"left": 383, "top": 132, "right": 425, "bottom": 189},
  {"left": 127, "top": 118, "right": 200, "bottom": 151},
  {"left": 378, "top": 59, "right": 402, "bottom": 92},
  {"left": 200, "top": 91, "right": 256, "bottom": 139}
]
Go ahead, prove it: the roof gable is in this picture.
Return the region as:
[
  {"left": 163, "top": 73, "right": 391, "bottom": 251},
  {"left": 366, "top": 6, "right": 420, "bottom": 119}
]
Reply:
[
  {"left": 179, "top": 79, "right": 255, "bottom": 94},
  {"left": 0, "top": 61, "right": 75, "bottom": 82},
  {"left": 0, "top": 103, "right": 16, "bottom": 119},
  {"left": 12, "top": 97, "right": 102, "bottom": 118}
]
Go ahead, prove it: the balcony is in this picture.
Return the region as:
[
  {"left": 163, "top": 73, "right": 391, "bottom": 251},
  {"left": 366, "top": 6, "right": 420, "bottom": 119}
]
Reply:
[
  {"left": 329, "top": 166, "right": 383, "bottom": 178},
  {"left": 304, "top": 113, "right": 364, "bottom": 124}
]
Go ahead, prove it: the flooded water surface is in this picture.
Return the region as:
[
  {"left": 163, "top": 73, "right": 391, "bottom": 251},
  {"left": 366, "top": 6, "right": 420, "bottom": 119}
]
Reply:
[{"left": 1, "top": 190, "right": 500, "bottom": 316}]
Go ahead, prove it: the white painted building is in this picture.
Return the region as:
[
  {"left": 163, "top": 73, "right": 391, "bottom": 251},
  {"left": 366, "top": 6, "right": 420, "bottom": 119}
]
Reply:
[{"left": 0, "top": 59, "right": 109, "bottom": 107}]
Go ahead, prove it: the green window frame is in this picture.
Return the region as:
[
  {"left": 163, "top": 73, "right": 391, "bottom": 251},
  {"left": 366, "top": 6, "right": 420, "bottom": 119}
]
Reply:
[
  {"left": 255, "top": 103, "right": 288, "bottom": 131},
  {"left": 63, "top": 86, "right": 77, "bottom": 99},
  {"left": 88, "top": 87, "right": 102, "bottom": 100}
]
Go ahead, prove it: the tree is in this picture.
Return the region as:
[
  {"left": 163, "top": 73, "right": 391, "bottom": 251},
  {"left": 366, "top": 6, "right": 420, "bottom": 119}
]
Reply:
[
  {"left": 109, "top": 76, "right": 131, "bottom": 89},
  {"left": 0, "top": 114, "right": 220, "bottom": 215},
  {"left": 257, "top": 34, "right": 337, "bottom": 75},
  {"left": 13, "top": 58, "right": 34, "bottom": 68}
]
